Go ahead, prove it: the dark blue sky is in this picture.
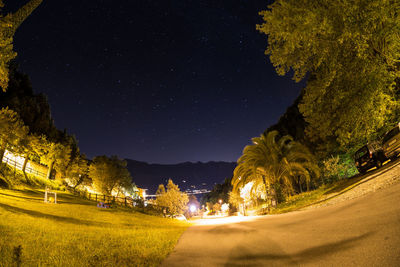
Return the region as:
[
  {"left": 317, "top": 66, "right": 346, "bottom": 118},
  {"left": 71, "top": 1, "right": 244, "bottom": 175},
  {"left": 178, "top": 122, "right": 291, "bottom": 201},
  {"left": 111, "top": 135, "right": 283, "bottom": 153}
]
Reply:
[{"left": 7, "top": 0, "right": 302, "bottom": 163}]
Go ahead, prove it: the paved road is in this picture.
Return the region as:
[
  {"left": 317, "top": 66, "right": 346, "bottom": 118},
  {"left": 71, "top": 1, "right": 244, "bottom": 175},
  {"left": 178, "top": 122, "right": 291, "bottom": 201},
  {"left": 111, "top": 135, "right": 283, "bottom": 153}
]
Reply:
[{"left": 163, "top": 181, "right": 400, "bottom": 266}]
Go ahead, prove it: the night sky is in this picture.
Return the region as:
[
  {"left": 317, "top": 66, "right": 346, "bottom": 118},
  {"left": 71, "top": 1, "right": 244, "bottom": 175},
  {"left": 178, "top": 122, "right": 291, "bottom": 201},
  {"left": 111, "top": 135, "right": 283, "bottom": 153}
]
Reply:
[{"left": 6, "top": 0, "right": 302, "bottom": 164}]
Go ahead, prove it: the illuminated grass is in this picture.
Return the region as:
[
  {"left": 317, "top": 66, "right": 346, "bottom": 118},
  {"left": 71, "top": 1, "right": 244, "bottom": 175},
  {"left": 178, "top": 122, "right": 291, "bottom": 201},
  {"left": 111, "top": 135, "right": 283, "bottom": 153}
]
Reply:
[
  {"left": 0, "top": 189, "right": 189, "bottom": 266},
  {"left": 271, "top": 176, "right": 365, "bottom": 214},
  {"left": 270, "top": 185, "right": 331, "bottom": 214}
]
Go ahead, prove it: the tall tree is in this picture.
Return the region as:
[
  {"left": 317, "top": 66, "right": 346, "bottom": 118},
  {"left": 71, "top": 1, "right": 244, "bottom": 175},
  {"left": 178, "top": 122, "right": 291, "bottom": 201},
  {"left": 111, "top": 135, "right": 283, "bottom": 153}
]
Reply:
[
  {"left": 65, "top": 154, "right": 90, "bottom": 190},
  {"left": 20, "top": 134, "right": 46, "bottom": 175},
  {"left": 0, "top": 107, "right": 28, "bottom": 162},
  {"left": 0, "top": 0, "right": 43, "bottom": 91},
  {"left": 89, "top": 155, "right": 132, "bottom": 195},
  {"left": 257, "top": 0, "right": 400, "bottom": 152},
  {"left": 42, "top": 141, "right": 71, "bottom": 179},
  {"left": 0, "top": 64, "right": 58, "bottom": 138}
]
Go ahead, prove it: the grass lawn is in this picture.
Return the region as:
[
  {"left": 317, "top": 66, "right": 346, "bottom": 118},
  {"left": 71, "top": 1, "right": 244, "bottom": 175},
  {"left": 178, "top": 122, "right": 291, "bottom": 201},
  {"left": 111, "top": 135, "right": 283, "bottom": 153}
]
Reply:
[
  {"left": 0, "top": 188, "right": 189, "bottom": 266},
  {"left": 271, "top": 172, "right": 371, "bottom": 214},
  {"left": 270, "top": 185, "right": 332, "bottom": 214}
]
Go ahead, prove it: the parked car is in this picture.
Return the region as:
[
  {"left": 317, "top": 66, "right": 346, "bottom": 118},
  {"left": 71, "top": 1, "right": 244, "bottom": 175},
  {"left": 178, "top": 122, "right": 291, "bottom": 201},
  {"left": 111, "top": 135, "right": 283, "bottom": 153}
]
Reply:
[
  {"left": 354, "top": 141, "right": 386, "bottom": 173},
  {"left": 382, "top": 123, "right": 400, "bottom": 161}
]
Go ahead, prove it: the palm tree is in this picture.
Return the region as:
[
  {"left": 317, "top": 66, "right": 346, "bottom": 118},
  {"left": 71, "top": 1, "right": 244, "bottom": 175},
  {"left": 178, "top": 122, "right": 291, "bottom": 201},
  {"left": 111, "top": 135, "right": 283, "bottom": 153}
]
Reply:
[{"left": 232, "top": 131, "right": 320, "bottom": 203}]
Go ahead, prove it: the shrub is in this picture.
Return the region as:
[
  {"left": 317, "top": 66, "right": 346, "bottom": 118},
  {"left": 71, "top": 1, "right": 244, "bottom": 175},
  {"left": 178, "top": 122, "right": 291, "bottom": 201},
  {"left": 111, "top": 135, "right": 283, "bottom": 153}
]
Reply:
[
  {"left": 0, "top": 164, "right": 24, "bottom": 188},
  {"left": 321, "top": 154, "right": 358, "bottom": 183},
  {"left": 155, "top": 179, "right": 188, "bottom": 216}
]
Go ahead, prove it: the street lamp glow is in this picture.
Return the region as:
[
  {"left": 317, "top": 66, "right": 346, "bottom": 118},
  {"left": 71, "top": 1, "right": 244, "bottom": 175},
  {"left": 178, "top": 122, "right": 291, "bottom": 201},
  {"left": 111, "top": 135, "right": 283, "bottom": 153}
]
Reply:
[{"left": 190, "top": 205, "right": 196, "bottom": 213}]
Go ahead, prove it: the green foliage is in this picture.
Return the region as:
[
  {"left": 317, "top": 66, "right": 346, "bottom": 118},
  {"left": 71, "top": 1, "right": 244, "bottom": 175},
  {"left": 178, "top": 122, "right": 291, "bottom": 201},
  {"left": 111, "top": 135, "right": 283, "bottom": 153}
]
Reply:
[
  {"left": 0, "top": 164, "right": 22, "bottom": 188},
  {"left": 232, "top": 131, "right": 320, "bottom": 202},
  {"left": 257, "top": 0, "right": 400, "bottom": 153},
  {"left": 0, "top": 0, "right": 15, "bottom": 91},
  {"left": 19, "top": 134, "right": 46, "bottom": 174},
  {"left": 41, "top": 140, "right": 71, "bottom": 179},
  {"left": 212, "top": 202, "right": 221, "bottom": 212},
  {"left": 201, "top": 177, "right": 232, "bottom": 206},
  {"left": 0, "top": 107, "right": 28, "bottom": 161},
  {"left": 156, "top": 183, "right": 166, "bottom": 195},
  {"left": 0, "top": 0, "right": 43, "bottom": 91},
  {"left": 155, "top": 179, "right": 189, "bottom": 215},
  {"left": 122, "top": 182, "right": 139, "bottom": 198},
  {"left": 65, "top": 154, "right": 90, "bottom": 189},
  {"left": 0, "top": 65, "right": 65, "bottom": 141},
  {"left": 89, "top": 155, "right": 132, "bottom": 195},
  {"left": 266, "top": 92, "right": 307, "bottom": 144},
  {"left": 228, "top": 191, "right": 243, "bottom": 211},
  {"left": 321, "top": 154, "right": 358, "bottom": 183}
]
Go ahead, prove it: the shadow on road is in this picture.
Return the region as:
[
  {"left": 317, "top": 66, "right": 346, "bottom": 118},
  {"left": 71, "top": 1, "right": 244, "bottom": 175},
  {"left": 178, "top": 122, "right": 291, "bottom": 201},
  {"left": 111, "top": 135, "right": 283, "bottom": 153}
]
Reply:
[
  {"left": 275, "top": 202, "right": 358, "bottom": 229},
  {"left": 225, "top": 231, "right": 375, "bottom": 266}
]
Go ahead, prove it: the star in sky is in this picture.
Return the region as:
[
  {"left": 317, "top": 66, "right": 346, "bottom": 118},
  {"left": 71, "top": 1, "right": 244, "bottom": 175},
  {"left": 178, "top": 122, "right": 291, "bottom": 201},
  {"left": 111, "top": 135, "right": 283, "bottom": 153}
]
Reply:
[{"left": 9, "top": 0, "right": 302, "bottom": 163}]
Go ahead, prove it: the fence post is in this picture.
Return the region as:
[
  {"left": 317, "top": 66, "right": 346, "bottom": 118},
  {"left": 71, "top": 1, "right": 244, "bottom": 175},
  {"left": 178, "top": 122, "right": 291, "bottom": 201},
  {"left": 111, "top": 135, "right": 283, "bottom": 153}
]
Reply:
[
  {"left": 96, "top": 194, "right": 98, "bottom": 202},
  {"left": 125, "top": 197, "right": 127, "bottom": 207},
  {"left": 103, "top": 195, "right": 106, "bottom": 202}
]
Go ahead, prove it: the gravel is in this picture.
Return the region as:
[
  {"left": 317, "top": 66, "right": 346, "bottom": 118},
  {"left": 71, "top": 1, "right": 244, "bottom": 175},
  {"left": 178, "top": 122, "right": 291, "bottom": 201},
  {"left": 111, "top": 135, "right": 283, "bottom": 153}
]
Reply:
[{"left": 304, "top": 160, "right": 400, "bottom": 209}]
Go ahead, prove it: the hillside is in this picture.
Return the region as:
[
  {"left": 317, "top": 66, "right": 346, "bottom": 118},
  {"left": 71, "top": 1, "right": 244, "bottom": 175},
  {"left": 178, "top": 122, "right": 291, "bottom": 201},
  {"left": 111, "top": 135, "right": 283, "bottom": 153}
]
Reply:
[{"left": 125, "top": 160, "right": 236, "bottom": 194}]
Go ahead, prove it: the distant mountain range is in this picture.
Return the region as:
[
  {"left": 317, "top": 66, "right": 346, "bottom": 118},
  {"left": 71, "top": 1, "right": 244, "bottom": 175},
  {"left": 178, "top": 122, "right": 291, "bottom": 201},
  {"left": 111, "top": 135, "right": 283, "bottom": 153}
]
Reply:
[{"left": 125, "top": 159, "right": 236, "bottom": 194}]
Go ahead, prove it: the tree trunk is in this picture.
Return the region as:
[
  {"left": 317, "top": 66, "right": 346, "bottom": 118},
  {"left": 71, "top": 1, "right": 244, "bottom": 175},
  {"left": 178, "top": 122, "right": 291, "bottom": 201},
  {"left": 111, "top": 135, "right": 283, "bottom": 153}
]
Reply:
[
  {"left": 22, "top": 155, "right": 29, "bottom": 174},
  {"left": 0, "top": 146, "right": 5, "bottom": 163},
  {"left": 262, "top": 176, "right": 269, "bottom": 199},
  {"left": 46, "top": 160, "right": 55, "bottom": 179},
  {"left": 21, "top": 155, "right": 31, "bottom": 184},
  {"left": 73, "top": 176, "right": 84, "bottom": 190}
]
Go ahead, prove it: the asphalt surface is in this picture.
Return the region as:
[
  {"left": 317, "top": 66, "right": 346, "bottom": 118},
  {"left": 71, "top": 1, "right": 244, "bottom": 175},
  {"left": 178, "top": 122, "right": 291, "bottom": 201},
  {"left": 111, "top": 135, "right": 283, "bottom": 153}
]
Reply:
[{"left": 162, "top": 181, "right": 400, "bottom": 266}]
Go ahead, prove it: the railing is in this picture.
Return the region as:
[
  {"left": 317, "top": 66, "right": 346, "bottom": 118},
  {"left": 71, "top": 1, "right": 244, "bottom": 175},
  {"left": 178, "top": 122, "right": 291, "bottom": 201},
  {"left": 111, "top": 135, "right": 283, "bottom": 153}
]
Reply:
[
  {"left": 71, "top": 190, "right": 143, "bottom": 209},
  {"left": 2, "top": 156, "right": 47, "bottom": 178},
  {"left": 25, "top": 165, "right": 47, "bottom": 178}
]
